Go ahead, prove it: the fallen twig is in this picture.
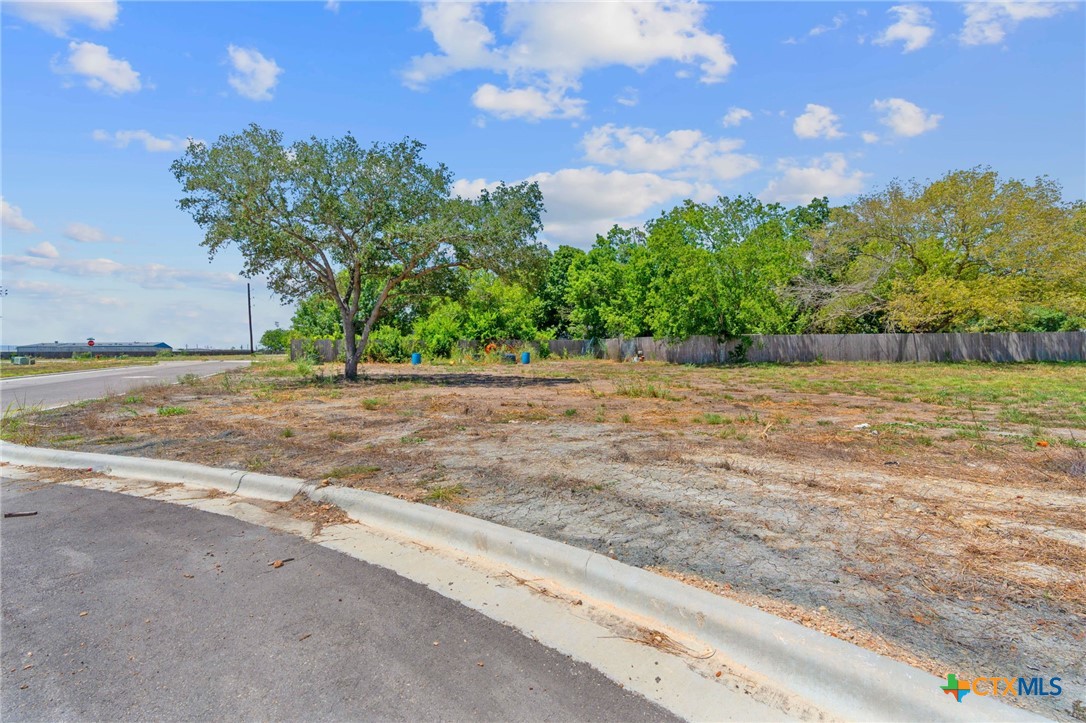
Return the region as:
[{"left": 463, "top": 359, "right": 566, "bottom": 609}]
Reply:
[
  {"left": 502, "top": 570, "right": 582, "bottom": 605},
  {"left": 4, "top": 511, "right": 38, "bottom": 518},
  {"left": 613, "top": 625, "right": 715, "bottom": 660}
]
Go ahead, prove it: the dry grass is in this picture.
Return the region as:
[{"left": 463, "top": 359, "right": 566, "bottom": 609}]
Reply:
[
  {"left": 271, "top": 493, "right": 353, "bottom": 535},
  {"left": 18, "top": 357, "right": 1086, "bottom": 718}
]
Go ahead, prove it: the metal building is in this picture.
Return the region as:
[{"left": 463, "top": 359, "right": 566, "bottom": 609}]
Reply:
[{"left": 14, "top": 342, "right": 173, "bottom": 358}]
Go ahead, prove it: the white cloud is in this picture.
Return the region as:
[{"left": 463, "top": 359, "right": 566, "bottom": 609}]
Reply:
[
  {"left": 760, "top": 154, "right": 869, "bottom": 204},
  {"left": 456, "top": 167, "right": 709, "bottom": 244},
  {"left": 27, "top": 242, "right": 60, "bottom": 259},
  {"left": 471, "top": 83, "right": 585, "bottom": 121},
  {"left": 861, "top": 131, "right": 880, "bottom": 144},
  {"left": 581, "top": 124, "right": 759, "bottom": 181},
  {"left": 874, "top": 5, "right": 935, "bottom": 53},
  {"left": 324, "top": 0, "right": 340, "bottom": 13},
  {"left": 4, "top": 0, "right": 118, "bottom": 36},
  {"left": 226, "top": 45, "right": 283, "bottom": 101},
  {"left": 873, "top": 97, "right": 941, "bottom": 137},
  {"left": 2, "top": 254, "right": 241, "bottom": 290},
  {"left": 616, "top": 87, "right": 639, "bottom": 107},
  {"left": 6, "top": 279, "right": 129, "bottom": 309},
  {"left": 793, "top": 104, "right": 845, "bottom": 139},
  {"left": 532, "top": 168, "right": 706, "bottom": 243},
  {"left": 63, "top": 222, "right": 123, "bottom": 243},
  {"left": 1, "top": 197, "right": 38, "bottom": 233},
  {"left": 721, "top": 107, "right": 752, "bottom": 128},
  {"left": 3, "top": 254, "right": 125, "bottom": 277},
  {"left": 404, "top": 2, "right": 735, "bottom": 120},
  {"left": 54, "top": 41, "right": 141, "bottom": 95},
  {"left": 92, "top": 129, "right": 201, "bottom": 153},
  {"left": 960, "top": 2, "right": 1070, "bottom": 46},
  {"left": 810, "top": 13, "right": 847, "bottom": 36}
]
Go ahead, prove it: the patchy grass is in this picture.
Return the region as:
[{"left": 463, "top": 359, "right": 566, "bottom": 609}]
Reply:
[
  {"left": 15, "top": 356, "right": 1086, "bottom": 721},
  {"left": 157, "top": 405, "right": 191, "bottom": 416},
  {"left": 325, "top": 464, "right": 381, "bottom": 480},
  {"left": 424, "top": 483, "right": 466, "bottom": 503},
  {"left": 614, "top": 382, "right": 684, "bottom": 401}
]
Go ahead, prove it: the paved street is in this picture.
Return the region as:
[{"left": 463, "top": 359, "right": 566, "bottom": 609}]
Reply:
[
  {"left": 0, "top": 361, "right": 250, "bottom": 409},
  {"left": 0, "top": 478, "right": 671, "bottom": 722}
]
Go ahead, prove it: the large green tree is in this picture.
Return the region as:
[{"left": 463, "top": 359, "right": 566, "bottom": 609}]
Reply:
[
  {"left": 643, "top": 196, "right": 822, "bottom": 338},
  {"left": 565, "top": 197, "right": 823, "bottom": 340},
  {"left": 172, "top": 124, "right": 546, "bottom": 378},
  {"left": 538, "top": 245, "right": 586, "bottom": 337},
  {"left": 802, "top": 168, "right": 1086, "bottom": 332}
]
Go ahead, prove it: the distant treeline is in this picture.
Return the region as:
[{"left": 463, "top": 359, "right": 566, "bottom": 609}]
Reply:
[{"left": 261, "top": 168, "right": 1086, "bottom": 358}]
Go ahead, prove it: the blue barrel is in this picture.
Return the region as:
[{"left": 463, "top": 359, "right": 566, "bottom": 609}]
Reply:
[
  {"left": 411, "top": 352, "right": 422, "bottom": 365},
  {"left": 521, "top": 351, "right": 531, "bottom": 365}
]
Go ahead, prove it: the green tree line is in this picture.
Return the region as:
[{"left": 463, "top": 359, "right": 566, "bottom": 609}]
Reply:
[{"left": 263, "top": 167, "right": 1086, "bottom": 357}]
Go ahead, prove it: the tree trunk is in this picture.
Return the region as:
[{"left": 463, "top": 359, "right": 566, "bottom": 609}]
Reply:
[{"left": 342, "top": 314, "right": 359, "bottom": 381}]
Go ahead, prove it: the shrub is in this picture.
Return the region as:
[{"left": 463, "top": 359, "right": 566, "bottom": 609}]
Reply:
[
  {"left": 363, "top": 326, "right": 411, "bottom": 363},
  {"left": 413, "top": 300, "right": 464, "bottom": 358}
]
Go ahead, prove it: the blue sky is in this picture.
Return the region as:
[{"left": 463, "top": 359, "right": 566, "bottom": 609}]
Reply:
[{"left": 2, "top": 1, "right": 1083, "bottom": 348}]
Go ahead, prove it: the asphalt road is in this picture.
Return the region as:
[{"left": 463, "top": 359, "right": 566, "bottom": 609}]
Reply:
[
  {"left": 0, "top": 361, "right": 250, "bottom": 410},
  {"left": 0, "top": 479, "right": 671, "bottom": 721}
]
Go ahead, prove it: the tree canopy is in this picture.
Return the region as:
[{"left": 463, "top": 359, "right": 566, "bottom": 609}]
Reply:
[
  {"left": 173, "top": 124, "right": 546, "bottom": 378},
  {"left": 800, "top": 168, "right": 1086, "bottom": 332},
  {"left": 257, "top": 165, "right": 1084, "bottom": 361}
]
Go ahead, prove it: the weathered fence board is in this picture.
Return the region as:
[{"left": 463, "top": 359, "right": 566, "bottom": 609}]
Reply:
[{"left": 294, "top": 332, "right": 1085, "bottom": 364}]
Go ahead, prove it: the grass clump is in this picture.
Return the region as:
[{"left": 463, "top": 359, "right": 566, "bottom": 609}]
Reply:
[
  {"left": 157, "top": 405, "right": 191, "bottom": 416},
  {"left": 424, "top": 483, "right": 466, "bottom": 503},
  {"left": 614, "top": 382, "right": 683, "bottom": 401},
  {"left": 52, "top": 433, "right": 84, "bottom": 444},
  {"left": 325, "top": 464, "right": 381, "bottom": 479}
]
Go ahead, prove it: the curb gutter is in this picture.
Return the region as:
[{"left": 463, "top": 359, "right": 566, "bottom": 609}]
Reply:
[{"left": 0, "top": 440, "right": 1042, "bottom": 722}]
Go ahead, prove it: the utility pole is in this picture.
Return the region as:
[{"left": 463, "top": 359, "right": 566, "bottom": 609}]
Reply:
[{"left": 247, "top": 283, "right": 254, "bottom": 355}]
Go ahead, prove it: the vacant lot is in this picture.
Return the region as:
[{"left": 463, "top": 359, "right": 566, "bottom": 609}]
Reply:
[{"left": 7, "top": 358, "right": 1085, "bottom": 718}]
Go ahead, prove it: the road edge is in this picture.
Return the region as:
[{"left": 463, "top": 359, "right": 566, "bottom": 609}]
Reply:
[{"left": 0, "top": 440, "right": 1042, "bottom": 722}]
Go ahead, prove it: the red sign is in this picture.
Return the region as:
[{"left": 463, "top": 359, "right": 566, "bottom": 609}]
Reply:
[{"left": 87, "top": 340, "right": 95, "bottom": 347}]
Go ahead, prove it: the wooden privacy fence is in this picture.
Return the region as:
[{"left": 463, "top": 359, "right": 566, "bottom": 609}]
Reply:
[
  {"left": 290, "top": 338, "right": 340, "bottom": 362},
  {"left": 591, "top": 332, "right": 1086, "bottom": 364},
  {"left": 293, "top": 332, "right": 1085, "bottom": 364}
]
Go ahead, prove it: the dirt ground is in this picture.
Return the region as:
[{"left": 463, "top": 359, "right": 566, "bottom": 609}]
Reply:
[{"left": 9, "top": 358, "right": 1085, "bottom": 719}]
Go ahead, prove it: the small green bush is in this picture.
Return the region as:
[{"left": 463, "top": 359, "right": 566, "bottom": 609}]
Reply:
[
  {"left": 363, "top": 326, "right": 412, "bottom": 363},
  {"left": 157, "top": 406, "right": 190, "bottom": 416}
]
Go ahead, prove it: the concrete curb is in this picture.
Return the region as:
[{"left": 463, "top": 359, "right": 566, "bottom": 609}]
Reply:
[
  {"left": 0, "top": 441, "right": 301, "bottom": 501},
  {"left": 0, "top": 441, "right": 1041, "bottom": 722}
]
